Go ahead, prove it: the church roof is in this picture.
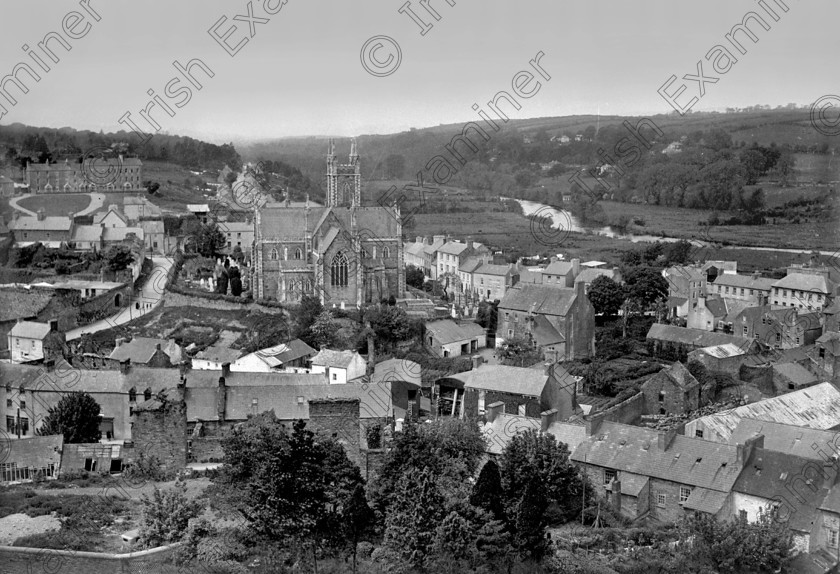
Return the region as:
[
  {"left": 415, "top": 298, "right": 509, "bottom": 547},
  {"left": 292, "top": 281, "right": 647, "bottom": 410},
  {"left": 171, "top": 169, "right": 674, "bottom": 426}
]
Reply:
[{"left": 258, "top": 206, "right": 401, "bottom": 240}]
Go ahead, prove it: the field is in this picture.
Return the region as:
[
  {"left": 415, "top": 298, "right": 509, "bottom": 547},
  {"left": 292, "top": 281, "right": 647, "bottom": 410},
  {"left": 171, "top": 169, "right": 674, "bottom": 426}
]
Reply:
[
  {"left": 139, "top": 161, "right": 220, "bottom": 213},
  {"left": 16, "top": 194, "right": 92, "bottom": 216}
]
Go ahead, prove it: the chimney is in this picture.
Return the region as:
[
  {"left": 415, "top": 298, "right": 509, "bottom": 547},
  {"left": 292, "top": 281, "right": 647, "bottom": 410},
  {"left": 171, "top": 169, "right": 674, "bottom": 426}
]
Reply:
[
  {"left": 221, "top": 362, "right": 231, "bottom": 378},
  {"left": 752, "top": 272, "right": 760, "bottom": 280},
  {"left": 119, "top": 358, "right": 131, "bottom": 375},
  {"left": 540, "top": 408, "right": 558, "bottom": 432},
  {"left": 585, "top": 412, "right": 605, "bottom": 435},
  {"left": 36, "top": 208, "right": 45, "bottom": 221},
  {"left": 217, "top": 376, "right": 227, "bottom": 422},
  {"left": 611, "top": 480, "right": 622, "bottom": 514},
  {"left": 155, "top": 342, "right": 161, "bottom": 351},
  {"left": 467, "top": 236, "right": 474, "bottom": 250},
  {"left": 471, "top": 355, "right": 483, "bottom": 370},
  {"left": 575, "top": 279, "right": 586, "bottom": 301},
  {"left": 433, "top": 234, "right": 445, "bottom": 244},
  {"left": 179, "top": 360, "right": 189, "bottom": 381},
  {"left": 544, "top": 362, "right": 554, "bottom": 377},
  {"left": 572, "top": 258, "right": 580, "bottom": 278},
  {"left": 416, "top": 236, "right": 423, "bottom": 244},
  {"left": 49, "top": 319, "right": 58, "bottom": 332},
  {"left": 367, "top": 334, "right": 375, "bottom": 376},
  {"left": 824, "top": 455, "right": 840, "bottom": 487},
  {"left": 657, "top": 427, "right": 678, "bottom": 451},
  {"left": 44, "top": 359, "right": 56, "bottom": 373},
  {"left": 736, "top": 434, "right": 764, "bottom": 465},
  {"left": 486, "top": 401, "right": 505, "bottom": 423}
]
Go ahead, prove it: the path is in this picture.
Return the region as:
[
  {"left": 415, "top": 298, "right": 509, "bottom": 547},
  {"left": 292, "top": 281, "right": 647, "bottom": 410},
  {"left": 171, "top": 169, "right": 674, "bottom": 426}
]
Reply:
[{"left": 66, "top": 256, "right": 174, "bottom": 340}]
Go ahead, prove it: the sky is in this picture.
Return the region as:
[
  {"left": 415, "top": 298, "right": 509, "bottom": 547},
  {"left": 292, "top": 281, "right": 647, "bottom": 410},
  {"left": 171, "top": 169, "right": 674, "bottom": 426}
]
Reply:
[{"left": 0, "top": 0, "right": 836, "bottom": 143}]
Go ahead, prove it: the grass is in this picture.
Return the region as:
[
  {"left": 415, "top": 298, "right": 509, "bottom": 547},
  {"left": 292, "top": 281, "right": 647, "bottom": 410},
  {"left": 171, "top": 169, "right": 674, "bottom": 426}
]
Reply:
[{"left": 16, "top": 193, "right": 91, "bottom": 216}]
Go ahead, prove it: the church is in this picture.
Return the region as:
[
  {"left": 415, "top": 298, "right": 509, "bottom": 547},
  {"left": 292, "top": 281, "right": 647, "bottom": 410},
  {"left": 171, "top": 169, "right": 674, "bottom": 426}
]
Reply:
[{"left": 252, "top": 140, "right": 405, "bottom": 307}]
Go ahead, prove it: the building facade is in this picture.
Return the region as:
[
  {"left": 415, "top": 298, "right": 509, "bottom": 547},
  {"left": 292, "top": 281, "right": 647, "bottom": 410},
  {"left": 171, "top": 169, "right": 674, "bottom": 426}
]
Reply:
[{"left": 26, "top": 157, "right": 143, "bottom": 193}]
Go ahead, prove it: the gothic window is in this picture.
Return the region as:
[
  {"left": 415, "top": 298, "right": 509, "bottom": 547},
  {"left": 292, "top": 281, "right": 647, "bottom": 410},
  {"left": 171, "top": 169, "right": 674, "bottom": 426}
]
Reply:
[
  {"left": 284, "top": 247, "right": 288, "bottom": 260},
  {"left": 143, "top": 388, "right": 152, "bottom": 401},
  {"left": 270, "top": 248, "right": 278, "bottom": 260},
  {"left": 383, "top": 246, "right": 390, "bottom": 259},
  {"left": 295, "top": 248, "right": 302, "bottom": 260},
  {"left": 331, "top": 251, "right": 349, "bottom": 287}
]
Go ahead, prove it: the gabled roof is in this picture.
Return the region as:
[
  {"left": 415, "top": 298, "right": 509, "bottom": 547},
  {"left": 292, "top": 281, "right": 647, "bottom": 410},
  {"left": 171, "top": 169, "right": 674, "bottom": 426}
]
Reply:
[
  {"left": 10, "top": 216, "right": 72, "bottom": 231},
  {"left": 438, "top": 242, "right": 471, "bottom": 256},
  {"left": 445, "top": 364, "right": 549, "bottom": 396},
  {"left": 773, "top": 273, "right": 833, "bottom": 294},
  {"left": 72, "top": 225, "right": 103, "bottom": 242},
  {"left": 459, "top": 257, "right": 484, "bottom": 274},
  {"left": 0, "top": 287, "right": 55, "bottom": 322},
  {"left": 423, "top": 238, "right": 446, "bottom": 256},
  {"left": 108, "top": 337, "right": 180, "bottom": 364},
  {"left": 682, "top": 487, "right": 729, "bottom": 515},
  {"left": 772, "top": 362, "right": 819, "bottom": 387},
  {"left": 711, "top": 273, "right": 775, "bottom": 291},
  {"left": 498, "top": 283, "right": 577, "bottom": 316},
  {"left": 646, "top": 324, "right": 755, "bottom": 351},
  {"left": 103, "top": 226, "right": 144, "bottom": 242},
  {"left": 474, "top": 263, "right": 514, "bottom": 277},
  {"left": 93, "top": 206, "right": 128, "bottom": 226},
  {"left": 369, "top": 358, "right": 422, "bottom": 388},
  {"left": 690, "top": 383, "right": 840, "bottom": 442},
  {"left": 195, "top": 345, "right": 242, "bottom": 364},
  {"left": 10, "top": 321, "right": 51, "bottom": 340},
  {"left": 252, "top": 338, "right": 316, "bottom": 367},
  {"left": 531, "top": 315, "right": 564, "bottom": 346},
  {"left": 571, "top": 422, "right": 743, "bottom": 492},
  {"left": 544, "top": 260, "right": 575, "bottom": 276},
  {"left": 645, "top": 362, "right": 699, "bottom": 391},
  {"left": 734, "top": 448, "right": 829, "bottom": 532},
  {"left": 311, "top": 349, "right": 363, "bottom": 368},
  {"left": 405, "top": 243, "right": 426, "bottom": 258},
  {"left": 663, "top": 265, "right": 704, "bottom": 281},
  {"left": 727, "top": 419, "right": 840, "bottom": 461},
  {"left": 817, "top": 332, "right": 840, "bottom": 355},
  {"left": 425, "top": 319, "right": 486, "bottom": 345}
]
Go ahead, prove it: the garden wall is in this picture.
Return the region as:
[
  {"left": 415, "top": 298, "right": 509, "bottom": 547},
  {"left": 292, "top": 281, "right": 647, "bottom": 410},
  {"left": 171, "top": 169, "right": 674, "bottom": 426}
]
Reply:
[
  {"left": 0, "top": 543, "right": 190, "bottom": 574},
  {"left": 163, "top": 291, "right": 286, "bottom": 314},
  {"left": 599, "top": 392, "right": 646, "bottom": 425}
]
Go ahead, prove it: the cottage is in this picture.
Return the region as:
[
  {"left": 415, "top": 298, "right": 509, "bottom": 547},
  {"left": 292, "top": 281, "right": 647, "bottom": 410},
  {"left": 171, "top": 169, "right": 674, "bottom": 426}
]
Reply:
[
  {"left": 662, "top": 265, "right": 706, "bottom": 317},
  {"left": 812, "top": 332, "right": 840, "bottom": 385},
  {"left": 108, "top": 337, "right": 182, "bottom": 368},
  {"left": 310, "top": 349, "right": 367, "bottom": 384},
  {"left": 424, "top": 319, "right": 487, "bottom": 358},
  {"left": 641, "top": 362, "right": 702, "bottom": 416},
  {"left": 542, "top": 258, "right": 581, "bottom": 287},
  {"left": 9, "top": 211, "right": 73, "bottom": 247},
  {"left": 192, "top": 345, "right": 244, "bottom": 371},
  {"left": 8, "top": 320, "right": 65, "bottom": 364},
  {"left": 231, "top": 339, "right": 317, "bottom": 372}
]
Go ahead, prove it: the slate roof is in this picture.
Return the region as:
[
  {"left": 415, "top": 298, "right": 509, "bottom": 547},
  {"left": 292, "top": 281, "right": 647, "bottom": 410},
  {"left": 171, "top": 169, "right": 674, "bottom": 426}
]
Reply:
[
  {"left": 689, "top": 383, "right": 840, "bottom": 442},
  {"left": 663, "top": 265, "right": 703, "bottom": 281},
  {"left": 711, "top": 274, "right": 775, "bottom": 291},
  {"left": 252, "top": 339, "right": 316, "bottom": 367},
  {"left": 544, "top": 261, "right": 576, "bottom": 276},
  {"left": 93, "top": 206, "right": 128, "bottom": 225},
  {"left": 646, "top": 324, "right": 755, "bottom": 351},
  {"left": 682, "top": 488, "right": 729, "bottom": 514},
  {"left": 311, "top": 349, "right": 362, "bottom": 368},
  {"left": 1, "top": 361, "right": 182, "bottom": 395},
  {"left": 474, "top": 263, "right": 514, "bottom": 277},
  {"left": 818, "top": 332, "right": 840, "bottom": 355},
  {"left": 10, "top": 216, "right": 72, "bottom": 231},
  {"left": 772, "top": 362, "right": 819, "bottom": 387},
  {"left": 10, "top": 321, "right": 51, "bottom": 340},
  {"left": 695, "top": 343, "right": 747, "bottom": 359},
  {"left": 6, "top": 435, "right": 64, "bottom": 468},
  {"left": 498, "top": 283, "right": 577, "bottom": 316},
  {"left": 405, "top": 242, "right": 426, "bottom": 258},
  {"left": 195, "top": 345, "right": 242, "bottom": 364},
  {"left": 369, "top": 358, "right": 422, "bottom": 388},
  {"left": 608, "top": 472, "right": 649, "bottom": 497},
  {"left": 734, "top": 448, "right": 829, "bottom": 532},
  {"left": 646, "top": 362, "right": 699, "bottom": 391},
  {"left": 72, "top": 225, "right": 103, "bottom": 243},
  {"left": 445, "top": 364, "right": 549, "bottom": 396},
  {"left": 423, "top": 237, "right": 446, "bottom": 256},
  {"left": 426, "top": 319, "right": 486, "bottom": 345},
  {"left": 820, "top": 485, "right": 840, "bottom": 514},
  {"left": 0, "top": 288, "right": 55, "bottom": 322},
  {"left": 531, "top": 315, "right": 564, "bottom": 346},
  {"left": 726, "top": 419, "right": 840, "bottom": 461},
  {"left": 773, "top": 273, "right": 834, "bottom": 294},
  {"left": 575, "top": 268, "right": 619, "bottom": 284},
  {"left": 571, "top": 422, "right": 743, "bottom": 492},
  {"left": 438, "top": 242, "right": 471, "bottom": 256},
  {"left": 702, "top": 297, "right": 728, "bottom": 318},
  {"left": 108, "top": 337, "right": 181, "bottom": 364},
  {"left": 259, "top": 206, "right": 401, "bottom": 240}
]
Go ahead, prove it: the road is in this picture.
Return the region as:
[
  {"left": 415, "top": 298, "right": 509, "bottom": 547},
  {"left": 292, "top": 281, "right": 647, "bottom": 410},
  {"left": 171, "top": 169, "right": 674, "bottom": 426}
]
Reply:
[{"left": 66, "top": 256, "right": 174, "bottom": 341}]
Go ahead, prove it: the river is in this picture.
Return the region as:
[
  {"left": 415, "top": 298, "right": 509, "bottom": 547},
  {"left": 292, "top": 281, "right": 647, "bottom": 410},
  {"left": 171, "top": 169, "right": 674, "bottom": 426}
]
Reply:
[{"left": 509, "top": 198, "right": 837, "bottom": 258}]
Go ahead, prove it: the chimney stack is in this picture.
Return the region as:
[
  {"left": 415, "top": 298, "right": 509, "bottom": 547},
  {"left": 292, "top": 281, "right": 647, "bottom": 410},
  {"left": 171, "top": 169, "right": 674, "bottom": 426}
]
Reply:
[
  {"left": 486, "top": 401, "right": 505, "bottom": 423},
  {"left": 119, "top": 358, "right": 131, "bottom": 375},
  {"left": 115, "top": 338, "right": 124, "bottom": 348},
  {"left": 657, "top": 427, "right": 678, "bottom": 451},
  {"left": 736, "top": 434, "right": 764, "bottom": 465},
  {"left": 585, "top": 412, "right": 605, "bottom": 436},
  {"left": 222, "top": 362, "right": 231, "bottom": 378},
  {"left": 217, "top": 376, "right": 227, "bottom": 422},
  {"left": 416, "top": 236, "right": 423, "bottom": 244},
  {"left": 36, "top": 208, "right": 45, "bottom": 221},
  {"left": 572, "top": 258, "right": 580, "bottom": 278},
  {"left": 471, "top": 355, "right": 483, "bottom": 370},
  {"left": 44, "top": 359, "right": 56, "bottom": 373},
  {"left": 540, "top": 408, "right": 558, "bottom": 432}
]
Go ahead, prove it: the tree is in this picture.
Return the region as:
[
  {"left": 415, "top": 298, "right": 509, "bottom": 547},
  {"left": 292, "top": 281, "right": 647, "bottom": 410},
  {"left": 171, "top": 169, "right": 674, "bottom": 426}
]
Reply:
[
  {"left": 383, "top": 467, "right": 446, "bottom": 568},
  {"left": 343, "top": 484, "right": 375, "bottom": 574},
  {"left": 470, "top": 460, "right": 505, "bottom": 522},
  {"left": 231, "top": 245, "right": 245, "bottom": 264},
  {"left": 665, "top": 239, "right": 692, "bottom": 265},
  {"left": 498, "top": 334, "right": 542, "bottom": 367},
  {"left": 475, "top": 300, "right": 499, "bottom": 332},
  {"left": 143, "top": 180, "right": 160, "bottom": 195},
  {"left": 310, "top": 310, "right": 338, "bottom": 349},
  {"left": 293, "top": 294, "right": 324, "bottom": 346},
  {"left": 624, "top": 267, "right": 669, "bottom": 309},
  {"left": 228, "top": 266, "right": 243, "bottom": 296},
  {"left": 139, "top": 479, "right": 202, "bottom": 548},
  {"left": 37, "top": 392, "right": 102, "bottom": 443},
  {"left": 104, "top": 245, "right": 134, "bottom": 272},
  {"left": 183, "top": 220, "right": 226, "bottom": 258},
  {"left": 513, "top": 475, "right": 551, "bottom": 561},
  {"left": 405, "top": 265, "right": 425, "bottom": 289},
  {"left": 587, "top": 276, "right": 626, "bottom": 316},
  {"left": 365, "top": 306, "right": 414, "bottom": 349}
]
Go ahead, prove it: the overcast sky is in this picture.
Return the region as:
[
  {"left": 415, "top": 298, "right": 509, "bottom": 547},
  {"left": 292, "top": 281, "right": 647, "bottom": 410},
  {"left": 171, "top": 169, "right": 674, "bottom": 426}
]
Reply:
[{"left": 0, "top": 0, "right": 835, "bottom": 142}]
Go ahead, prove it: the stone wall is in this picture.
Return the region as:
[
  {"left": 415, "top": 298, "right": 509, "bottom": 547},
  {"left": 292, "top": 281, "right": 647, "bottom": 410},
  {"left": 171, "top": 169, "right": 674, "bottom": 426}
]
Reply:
[
  {"left": 361, "top": 448, "right": 387, "bottom": 482},
  {"left": 463, "top": 389, "right": 541, "bottom": 419},
  {"left": 0, "top": 543, "right": 185, "bottom": 574},
  {"left": 163, "top": 291, "right": 286, "bottom": 313},
  {"left": 308, "top": 398, "right": 361, "bottom": 467},
  {"left": 190, "top": 436, "right": 224, "bottom": 463},
  {"left": 600, "top": 392, "right": 646, "bottom": 425},
  {"left": 132, "top": 393, "right": 188, "bottom": 475}
]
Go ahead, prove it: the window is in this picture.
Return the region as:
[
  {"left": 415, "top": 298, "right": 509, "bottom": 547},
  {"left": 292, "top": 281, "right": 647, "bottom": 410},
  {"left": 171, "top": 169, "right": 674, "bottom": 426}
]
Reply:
[
  {"left": 695, "top": 429, "right": 703, "bottom": 438},
  {"left": 331, "top": 252, "right": 349, "bottom": 287},
  {"left": 19, "top": 400, "right": 25, "bottom": 409},
  {"left": 604, "top": 469, "right": 616, "bottom": 485},
  {"left": 795, "top": 337, "right": 800, "bottom": 345},
  {"left": 740, "top": 288, "right": 744, "bottom": 295},
  {"left": 383, "top": 247, "right": 390, "bottom": 258},
  {"left": 5, "top": 399, "right": 10, "bottom": 408},
  {"left": 144, "top": 388, "right": 152, "bottom": 401},
  {"left": 679, "top": 487, "right": 691, "bottom": 503},
  {"left": 830, "top": 529, "right": 839, "bottom": 549},
  {"left": 658, "top": 391, "right": 665, "bottom": 403},
  {"left": 19, "top": 417, "right": 28, "bottom": 435},
  {"left": 332, "top": 373, "right": 337, "bottom": 381},
  {"left": 6, "top": 416, "right": 13, "bottom": 432},
  {"left": 656, "top": 494, "right": 666, "bottom": 507},
  {"left": 743, "top": 326, "right": 748, "bottom": 335},
  {"left": 294, "top": 248, "right": 302, "bottom": 260},
  {"left": 821, "top": 348, "right": 826, "bottom": 359},
  {"left": 775, "top": 333, "right": 781, "bottom": 344},
  {"left": 270, "top": 248, "right": 278, "bottom": 260}
]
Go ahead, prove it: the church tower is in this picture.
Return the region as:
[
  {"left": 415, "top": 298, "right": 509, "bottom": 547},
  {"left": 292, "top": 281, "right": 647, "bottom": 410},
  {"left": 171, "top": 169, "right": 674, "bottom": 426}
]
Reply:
[{"left": 326, "top": 139, "right": 361, "bottom": 208}]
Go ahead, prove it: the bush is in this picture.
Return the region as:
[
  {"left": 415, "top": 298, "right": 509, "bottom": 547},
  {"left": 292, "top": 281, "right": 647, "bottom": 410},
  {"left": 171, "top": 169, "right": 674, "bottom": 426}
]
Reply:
[{"left": 139, "top": 478, "right": 202, "bottom": 548}]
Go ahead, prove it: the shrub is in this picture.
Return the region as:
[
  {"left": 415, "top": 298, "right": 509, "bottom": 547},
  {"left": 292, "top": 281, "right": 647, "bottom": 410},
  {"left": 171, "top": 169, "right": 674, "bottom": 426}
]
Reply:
[{"left": 139, "top": 478, "right": 202, "bottom": 548}]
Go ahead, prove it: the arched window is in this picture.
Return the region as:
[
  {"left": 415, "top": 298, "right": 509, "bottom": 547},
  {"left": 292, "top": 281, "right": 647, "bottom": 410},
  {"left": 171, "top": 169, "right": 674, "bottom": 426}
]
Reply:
[
  {"left": 294, "top": 248, "right": 302, "bottom": 260},
  {"left": 383, "top": 246, "right": 390, "bottom": 259},
  {"left": 143, "top": 388, "right": 152, "bottom": 401},
  {"left": 63, "top": 184, "right": 72, "bottom": 192},
  {"left": 372, "top": 246, "right": 377, "bottom": 259},
  {"left": 270, "top": 248, "right": 278, "bottom": 260},
  {"left": 128, "top": 388, "right": 136, "bottom": 403},
  {"left": 284, "top": 247, "right": 288, "bottom": 261},
  {"left": 331, "top": 251, "right": 349, "bottom": 287}
]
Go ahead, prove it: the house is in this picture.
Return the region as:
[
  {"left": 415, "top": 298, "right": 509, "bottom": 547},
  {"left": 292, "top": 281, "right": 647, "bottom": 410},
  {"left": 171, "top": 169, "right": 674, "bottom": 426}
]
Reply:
[
  {"left": 816, "top": 486, "right": 840, "bottom": 568},
  {"left": 772, "top": 273, "right": 836, "bottom": 311},
  {"left": 0, "top": 435, "right": 63, "bottom": 483},
  {"left": 310, "top": 349, "right": 367, "bottom": 384},
  {"left": 812, "top": 332, "right": 840, "bottom": 385},
  {"left": 436, "top": 362, "right": 579, "bottom": 421},
  {"left": 480, "top": 407, "right": 588, "bottom": 456},
  {"left": 687, "top": 343, "right": 749, "bottom": 376},
  {"left": 9, "top": 211, "right": 73, "bottom": 247},
  {"left": 0, "top": 174, "right": 15, "bottom": 197},
  {"left": 231, "top": 339, "right": 317, "bottom": 372},
  {"left": 731, "top": 444, "right": 833, "bottom": 555},
  {"left": 436, "top": 239, "right": 490, "bottom": 283},
  {"left": 27, "top": 157, "right": 142, "bottom": 193},
  {"left": 8, "top": 320, "right": 65, "bottom": 364},
  {"left": 685, "top": 383, "right": 840, "bottom": 443},
  {"left": 94, "top": 205, "right": 130, "bottom": 228},
  {"left": 687, "top": 296, "right": 730, "bottom": 331},
  {"left": 646, "top": 324, "right": 758, "bottom": 356},
  {"left": 496, "top": 282, "right": 595, "bottom": 361},
  {"left": 640, "top": 362, "right": 702, "bottom": 416},
  {"left": 708, "top": 273, "right": 775, "bottom": 304},
  {"left": 404, "top": 240, "right": 427, "bottom": 274},
  {"left": 424, "top": 236, "right": 448, "bottom": 280},
  {"left": 725, "top": 419, "right": 840, "bottom": 461},
  {"left": 460, "top": 261, "right": 519, "bottom": 301},
  {"left": 187, "top": 204, "right": 211, "bottom": 224},
  {"left": 574, "top": 267, "right": 622, "bottom": 295},
  {"left": 424, "top": 319, "right": 487, "bottom": 358},
  {"left": 108, "top": 337, "right": 182, "bottom": 368},
  {"left": 71, "top": 225, "right": 104, "bottom": 251},
  {"left": 701, "top": 260, "right": 738, "bottom": 282},
  {"left": 732, "top": 305, "right": 823, "bottom": 349},
  {"left": 662, "top": 265, "right": 706, "bottom": 317},
  {"left": 218, "top": 220, "right": 254, "bottom": 256},
  {"left": 542, "top": 258, "right": 581, "bottom": 287},
  {"left": 571, "top": 420, "right": 746, "bottom": 522},
  {"left": 772, "top": 362, "right": 820, "bottom": 393},
  {"left": 140, "top": 220, "right": 166, "bottom": 254},
  {"left": 191, "top": 345, "right": 243, "bottom": 371}
]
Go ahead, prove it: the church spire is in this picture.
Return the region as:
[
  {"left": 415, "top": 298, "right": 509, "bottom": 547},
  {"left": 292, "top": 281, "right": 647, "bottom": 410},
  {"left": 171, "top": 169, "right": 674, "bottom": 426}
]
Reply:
[{"left": 349, "top": 138, "right": 358, "bottom": 165}]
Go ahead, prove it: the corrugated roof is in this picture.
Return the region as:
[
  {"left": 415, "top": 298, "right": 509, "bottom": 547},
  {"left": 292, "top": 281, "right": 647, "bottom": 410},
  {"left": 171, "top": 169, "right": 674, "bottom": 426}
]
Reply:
[
  {"left": 446, "top": 364, "right": 549, "bottom": 396},
  {"left": 10, "top": 321, "right": 51, "bottom": 340},
  {"left": 425, "top": 319, "right": 486, "bottom": 345},
  {"left": 697, "top": 343, "right": 747, "bottom": 359},
  {"left": 572, "top": 422, "right": 743, "bottom": 492}
]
